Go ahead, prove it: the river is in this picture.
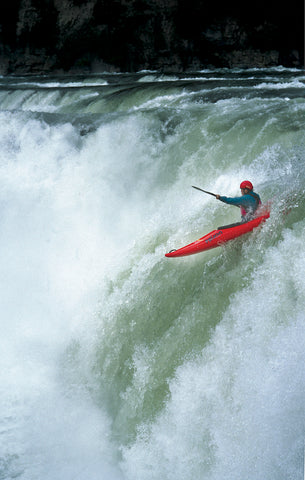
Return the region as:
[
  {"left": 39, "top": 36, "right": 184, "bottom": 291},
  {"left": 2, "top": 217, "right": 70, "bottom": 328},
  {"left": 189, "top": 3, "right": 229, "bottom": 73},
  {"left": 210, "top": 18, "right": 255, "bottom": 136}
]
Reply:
[{"left": 1, "top": 67, "right": 305, "bottom": 480}]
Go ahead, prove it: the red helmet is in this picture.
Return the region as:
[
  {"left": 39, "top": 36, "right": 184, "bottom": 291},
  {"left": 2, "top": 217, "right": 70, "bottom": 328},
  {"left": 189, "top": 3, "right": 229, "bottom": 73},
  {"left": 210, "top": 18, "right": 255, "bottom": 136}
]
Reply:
[{"left": 240, "top": 180, "right": 253, "bottom": 190}]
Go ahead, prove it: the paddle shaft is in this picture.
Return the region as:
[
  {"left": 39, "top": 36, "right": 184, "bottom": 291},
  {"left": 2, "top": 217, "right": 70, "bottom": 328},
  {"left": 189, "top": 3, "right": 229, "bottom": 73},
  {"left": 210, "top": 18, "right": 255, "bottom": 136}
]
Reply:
[{"left": 192, "top": 185, "right": 218, "bottom": 197}]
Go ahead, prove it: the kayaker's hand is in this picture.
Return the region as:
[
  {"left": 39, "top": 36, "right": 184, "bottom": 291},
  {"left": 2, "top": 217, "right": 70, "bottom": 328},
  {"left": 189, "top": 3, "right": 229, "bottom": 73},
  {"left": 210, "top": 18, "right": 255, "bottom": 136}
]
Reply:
[{"left": 216, "top": 195, "right": 220, "bottom": 200}]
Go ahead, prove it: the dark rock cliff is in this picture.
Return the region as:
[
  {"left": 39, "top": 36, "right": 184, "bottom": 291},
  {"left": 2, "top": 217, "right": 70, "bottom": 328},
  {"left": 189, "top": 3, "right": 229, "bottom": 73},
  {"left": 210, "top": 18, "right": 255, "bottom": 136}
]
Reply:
[{"left": 0, "top": 0, "right": 303, "bottom": 74}]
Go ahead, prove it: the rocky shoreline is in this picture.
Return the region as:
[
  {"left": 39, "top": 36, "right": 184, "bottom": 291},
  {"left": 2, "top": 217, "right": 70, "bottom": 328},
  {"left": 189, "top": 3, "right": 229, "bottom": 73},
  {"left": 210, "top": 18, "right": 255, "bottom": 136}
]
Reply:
[{"left": 0, "top": 0, "right": 303, "bottom": 75}]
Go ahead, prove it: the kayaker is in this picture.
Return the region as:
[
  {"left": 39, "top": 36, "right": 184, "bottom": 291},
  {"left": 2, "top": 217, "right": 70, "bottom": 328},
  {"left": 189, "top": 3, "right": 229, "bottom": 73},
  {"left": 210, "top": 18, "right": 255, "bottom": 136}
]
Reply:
[{"left": 216, "top": 180, "right": 261, "bottom": 226}]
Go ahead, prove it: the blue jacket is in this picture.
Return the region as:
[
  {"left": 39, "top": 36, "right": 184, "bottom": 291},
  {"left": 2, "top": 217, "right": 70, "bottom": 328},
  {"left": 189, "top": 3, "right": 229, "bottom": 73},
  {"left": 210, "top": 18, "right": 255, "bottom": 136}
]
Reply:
[{"left": 219, "top": 191, "right": 261, "bottom": 220}]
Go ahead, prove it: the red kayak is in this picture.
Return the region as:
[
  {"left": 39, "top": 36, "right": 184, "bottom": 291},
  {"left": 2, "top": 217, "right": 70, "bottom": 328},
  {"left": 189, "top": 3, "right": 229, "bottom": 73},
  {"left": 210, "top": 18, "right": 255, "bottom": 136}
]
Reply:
[{"left": 165, "top": 209, "right": 270, "bottom": 258}]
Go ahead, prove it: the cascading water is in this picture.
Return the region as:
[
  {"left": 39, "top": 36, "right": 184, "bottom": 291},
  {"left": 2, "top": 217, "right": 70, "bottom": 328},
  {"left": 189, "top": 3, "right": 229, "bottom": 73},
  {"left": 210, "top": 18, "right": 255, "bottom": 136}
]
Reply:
[{"left": 1, "top": 68, "right": 305, "bottom": 480}]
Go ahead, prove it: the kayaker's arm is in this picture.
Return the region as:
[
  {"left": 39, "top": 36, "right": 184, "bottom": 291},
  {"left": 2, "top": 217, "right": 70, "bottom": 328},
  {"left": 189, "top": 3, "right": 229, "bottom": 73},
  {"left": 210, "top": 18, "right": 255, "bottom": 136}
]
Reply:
[{"left": 216, "top": 195, "right": 242, "bottom": 208}]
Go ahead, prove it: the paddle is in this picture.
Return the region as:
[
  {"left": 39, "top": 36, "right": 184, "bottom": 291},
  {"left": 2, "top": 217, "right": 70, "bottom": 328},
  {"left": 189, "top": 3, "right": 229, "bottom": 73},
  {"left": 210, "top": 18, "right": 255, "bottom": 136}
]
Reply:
[{"left": 192, "top": 185, "right": 218, "bottom": 197}]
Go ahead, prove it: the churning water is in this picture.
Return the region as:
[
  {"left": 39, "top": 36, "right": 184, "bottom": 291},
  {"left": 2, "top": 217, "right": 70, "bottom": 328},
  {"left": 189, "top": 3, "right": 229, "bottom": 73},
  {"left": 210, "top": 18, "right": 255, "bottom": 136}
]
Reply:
[{"left": 1, "top": 68, "right": 305, "bottom": 480}]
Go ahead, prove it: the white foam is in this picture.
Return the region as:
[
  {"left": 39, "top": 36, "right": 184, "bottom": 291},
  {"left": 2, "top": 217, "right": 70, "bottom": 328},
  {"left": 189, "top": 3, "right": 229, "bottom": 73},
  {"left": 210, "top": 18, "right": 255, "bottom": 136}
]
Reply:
[{"left": 121, "top": 226, "right": 305, "bottom": 480}]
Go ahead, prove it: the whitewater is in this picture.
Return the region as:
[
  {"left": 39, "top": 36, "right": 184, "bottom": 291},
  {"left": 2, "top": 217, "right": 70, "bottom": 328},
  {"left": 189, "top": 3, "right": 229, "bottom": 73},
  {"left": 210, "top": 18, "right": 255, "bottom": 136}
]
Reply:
[{"left": 0, "top": 68, "right": 305, "bottom": 480}]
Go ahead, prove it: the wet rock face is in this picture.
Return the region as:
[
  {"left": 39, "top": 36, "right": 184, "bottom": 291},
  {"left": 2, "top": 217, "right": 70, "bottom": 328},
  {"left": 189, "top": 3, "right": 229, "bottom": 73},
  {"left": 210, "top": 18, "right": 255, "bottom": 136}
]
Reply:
[{"left": 0, "top": 0, "right": 303, "bottom": 74}]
